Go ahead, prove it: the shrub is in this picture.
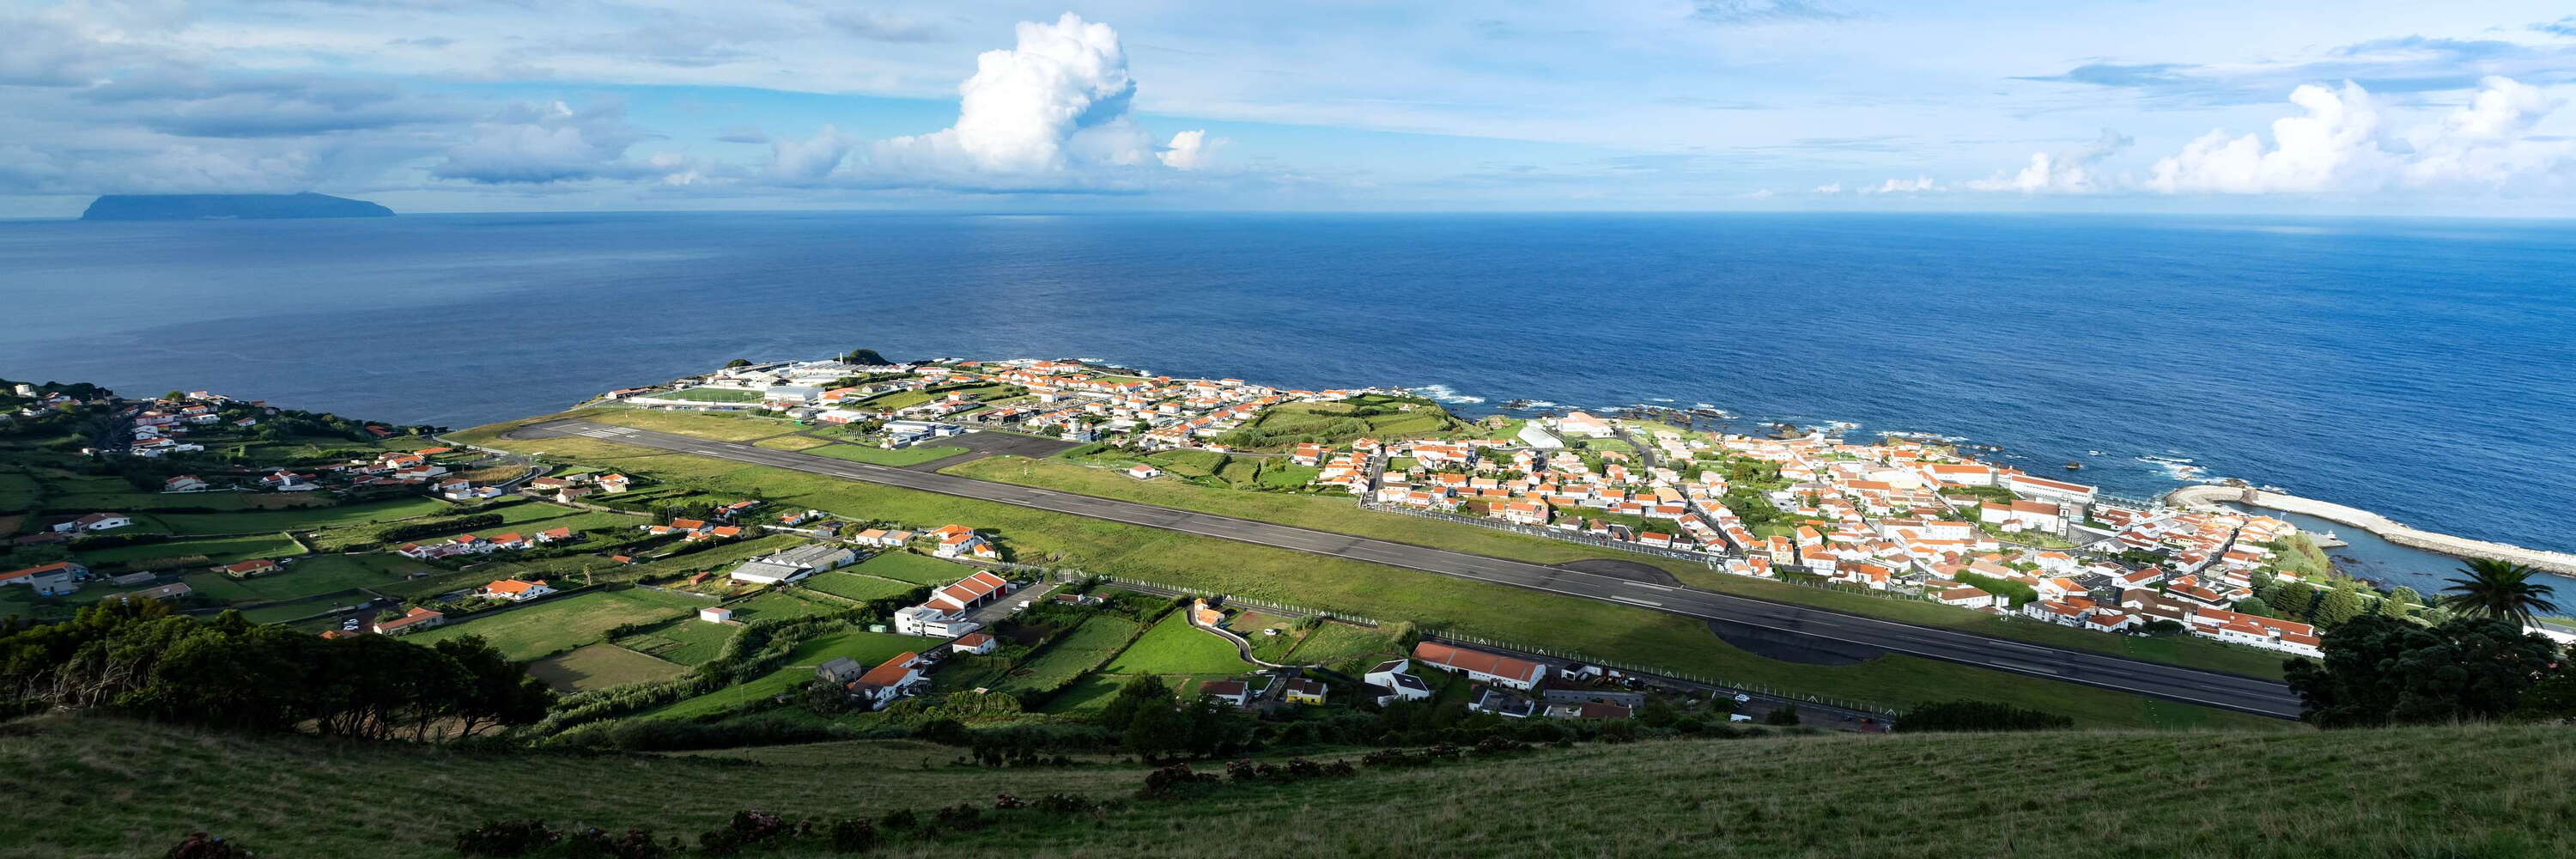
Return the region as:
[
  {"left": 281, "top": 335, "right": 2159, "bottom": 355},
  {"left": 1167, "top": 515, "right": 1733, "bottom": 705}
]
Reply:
[
  {"left": 455, "top": 820, "right": 560, "bottom": 857},
  {"left": 165, "top": 833, "right": 254, "bottom": 859},
  {"left": 557, "top": 827, "right": 667, "bottom": 859},
  {"left": 695, "top": 811, "right": 801, "bottom": 856},
  {"left": 1893, "top": 700, "right": 2075, "bottom": 733},
  {"left": 825, "top": 819, "right": 878, "bottom": 853},
  {"left": 1138, "top": 763, "right": 1221, "bottom": 798}
]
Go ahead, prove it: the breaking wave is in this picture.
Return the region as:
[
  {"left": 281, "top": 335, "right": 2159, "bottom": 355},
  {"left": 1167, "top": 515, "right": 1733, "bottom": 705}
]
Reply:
[{"left": 1411, "top": 384, "right": 1486, "bottom": 405}]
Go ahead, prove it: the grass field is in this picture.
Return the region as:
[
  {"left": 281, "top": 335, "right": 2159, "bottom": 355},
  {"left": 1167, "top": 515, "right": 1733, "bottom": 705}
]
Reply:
[
  {"left": 451, "top": 414, "right": 2285, "bottom": 730},
  {"left": 0, "top": 471, "right": 38, "bottom": 512},
  {"left": 179, "top": 554, "right": 420, "bottom": 604},
  {"left": 239, "top": 593, "right": 368, "bottom": 624},
  {"left": 654, "top": 387, "right": 762, "bottom": 403},
  {"left": 526, "top": 643, "right": 688, "bottom": 693},
  {"left": 43, "top": 490, "right": 336, "bottom": 513},
  {"left": 852, "top": 551, "right": 978, "bottom": 585},
  {"left": 945, "top": 454, "right": 2292, "bottom": 681},
  {"left": 724, "top": 590, "right": 836, "bottom": 623},
  {"left": 77, "top": 533, "right": 305, "bottom": 566},
  {"left": 750, "top": 435, "right": 836, "bottom": 451},
  {"left": 800, "top": 571, "right": 926, "bottom": 603},
  {"left": 807, "top": 443, "right": 970, "bottom": 466},
  {"left": 1103, "top": 614, "right": 1253, "bottom": 676},
  {"left": 614, "top": 616, "right": 738, "bottom": 666},
  {"left": 645, "top": 631, "right": 925, "bottom": 720},
  {"left": 580, "top": 409, "right": 788, "bottom": 442},
  {"left": 147, "top": 497, "right": 455, "bottom": 536},
  {"left": 411, "top": 588, "right": 706, "bottom": 660},
  {"left": 993, "top": 616, "right": 1139, "bottom": 693},
  {"left": 1281, "top": 621, "right": 1402, "bottom": 668}
]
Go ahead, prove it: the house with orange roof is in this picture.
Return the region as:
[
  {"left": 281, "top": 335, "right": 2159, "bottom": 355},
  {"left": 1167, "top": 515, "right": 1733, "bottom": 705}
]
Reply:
[
  {"left": 1412, "top": 641, "right": 1548, "bottom": 691},
  {"left": 481, "top": 578, "right": 554, "bottom": 602},
  {"left": 373, "top": 606, "right": 447, "bottom": 635},
  {"left": 848, "top": 652, "right": 925, "bottom": 710},
  {"left": 1, "top": 561, "right": 86, "bottom": 596}
]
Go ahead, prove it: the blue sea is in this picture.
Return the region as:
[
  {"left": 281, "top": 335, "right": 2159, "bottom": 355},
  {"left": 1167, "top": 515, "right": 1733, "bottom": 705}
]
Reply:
[{"left": 3, "top": 211, "right": 2569, "bottom": 589}]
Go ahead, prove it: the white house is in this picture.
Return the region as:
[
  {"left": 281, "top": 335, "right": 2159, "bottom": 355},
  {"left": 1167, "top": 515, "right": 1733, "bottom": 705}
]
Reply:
[
  {"left": 1198, "top": 679, "right": 1251, "bottom": 708},
  {"left": 1364, "top": 658, "right": 1434, "bottom": 705},
  {"left": 481, "top": 579, "right": 554, "bottom": 601},
  {"left": 952, "top": 632, "right": 997, "bottom": 655},
  {"left": 699, "top": 606, "right": 735, "bottom": 624},
  {"left": 0, "top": 561, "right": 86, "bottom": 597},
  {"left": 893, "top": 605, "right": 981, "bottom": 637},
  {"left": 1934, "top": 586, "right": 1996, "bottom": 609},
  {"left": 161, "top": 475, "right": 210, "bottom": 493},
  {"left": 53, "top": 512, "right": 132, "bottom": 533},
  {"left": 1127, "top": 464, "right": 1162, "bottom": 479}
]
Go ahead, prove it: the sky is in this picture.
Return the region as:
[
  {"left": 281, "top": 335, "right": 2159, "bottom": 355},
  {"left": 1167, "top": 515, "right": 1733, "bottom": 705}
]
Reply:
[{"left": 3, "top": 0, "right": 2573, "bottom": 216}]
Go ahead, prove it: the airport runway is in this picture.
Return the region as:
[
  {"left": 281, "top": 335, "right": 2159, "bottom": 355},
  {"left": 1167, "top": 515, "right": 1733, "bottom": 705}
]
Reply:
[{"left": 508, "top": 418, "right": 2305, "bottom": 718}]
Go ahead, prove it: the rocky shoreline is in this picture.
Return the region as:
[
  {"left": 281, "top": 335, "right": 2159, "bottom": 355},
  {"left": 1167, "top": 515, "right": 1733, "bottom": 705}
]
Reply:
[{"left": 2165, "top": 484, "right": 2576, "bottom": 576}]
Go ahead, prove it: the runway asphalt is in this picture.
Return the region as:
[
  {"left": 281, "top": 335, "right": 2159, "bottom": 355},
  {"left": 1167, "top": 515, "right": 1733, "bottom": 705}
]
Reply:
[{"left": 507, "top": 418, "right": 2305, "bottom": 718}]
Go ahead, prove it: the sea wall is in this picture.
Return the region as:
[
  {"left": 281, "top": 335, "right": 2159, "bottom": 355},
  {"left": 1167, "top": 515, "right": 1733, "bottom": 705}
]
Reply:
[{"left": 2165, "top": 485, "right": 2576, "bottom": 576}]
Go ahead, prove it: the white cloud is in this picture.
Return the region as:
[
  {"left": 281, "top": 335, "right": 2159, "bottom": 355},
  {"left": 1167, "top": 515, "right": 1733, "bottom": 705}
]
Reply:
[
  {"left": 434, "top": 100, "right": 652, "bottom": 184},
  {"left": 1967, "top": 130, "right": 2131, "bottom": 193},
  {"left": 765, "top": 125, "right": 857, "bottom": 186},
  {"left": 2399, "top": 76, "right": 2569, "bottom": 191},
  {"left": 1862, "top": 175, "right": 1937, "bottom": 193},
  {"left": 2145, "top": 77, "right": 2570, "bottom": 195},
  {"left": 1810, "top": 181, "right": 1842, "bottom": 193},
  {"left": 2148, "top": 82, "right": 2386, "bottom": 193},
  {"left": 878, "top": 13, "right": 1148, "bottom": 174},
  {"left": 1157, "top": 130, "right": 1217, "bottom": 170}
]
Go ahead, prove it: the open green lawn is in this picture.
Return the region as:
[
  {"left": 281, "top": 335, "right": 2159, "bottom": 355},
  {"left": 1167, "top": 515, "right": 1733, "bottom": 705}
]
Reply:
[
  {"left": 613, "top": 616, "right": 739, "bottom": 666},
  {"left": 239, "top": 593, "right": 369, "bottom": 624},
  {"left": 993, "top": 615, "right": 1139, "bottom": 693},
  {"left": 42, "top": 490, "right": 339, "bottom": 513},
  {"left": 580, "top": 409, "right": 791, "bottom": 442},
  {"left": 852, "top": 551, "right": 978, "bottom": 585},
  {"left": 77, "top": 533, "right": 305, "bottom": 566},
  {"left": 411, "top": 588, "right": 706, "bottom": 660},
  {"left": 945, "top": 454, "right": 2291, "bottom": 681},
  {"left": 449, "top": 414, "right": 2287, "bottom": 730},
  {"left": 723, "top": 590, "right": 836, "bottom": 623},
  {"left": 179, "top": 553, "right": 423, "bottom": 604},
  {"left": 800, "top": 571, "right": 926, "bottom": 603},
  {"left": 654, "top": 387, "right": 762, "bottom": 403},
  {"left": 751, "top": 435, "right": 836, "bottom": 451},
  {"left": 0, "top": 471, "right": 39, "bottom": 512},
  {"left": 148, "top": 497, "right": 454, "bottom": 536},
  {"left": 644, "top": 631, "right": 925, "bottom": 720},
  {"left": 1103, "top": 614, "right": 1253, "bottom": 675},
  {"left": 526, "top": 643, "right": 688, "bottom": 693},
  {"left": 1280, "top": 621, "right": 1402, "bottom": 668},
  {"left": 807, "top": 443, "right": 970, "bottom": 466}
]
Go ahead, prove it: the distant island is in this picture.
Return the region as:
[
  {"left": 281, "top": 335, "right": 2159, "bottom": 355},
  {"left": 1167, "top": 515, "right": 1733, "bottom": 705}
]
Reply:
[{"left": 79, "top": 192, "right": 394, "bottom": 221}]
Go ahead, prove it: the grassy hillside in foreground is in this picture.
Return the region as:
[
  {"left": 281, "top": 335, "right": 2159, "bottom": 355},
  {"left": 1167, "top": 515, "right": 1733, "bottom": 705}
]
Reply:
[{"left": 4, "top": 716, "right": 2569, "bottom": 858}]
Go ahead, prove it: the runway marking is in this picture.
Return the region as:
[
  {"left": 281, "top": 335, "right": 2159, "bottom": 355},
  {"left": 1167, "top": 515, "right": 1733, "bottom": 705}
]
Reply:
[
  {"left": 1625, "top": 581, "right": 1676, "bottom": 591},
  {"left": 1612, "top": 595, "right": 1664, "bottom": 607}
]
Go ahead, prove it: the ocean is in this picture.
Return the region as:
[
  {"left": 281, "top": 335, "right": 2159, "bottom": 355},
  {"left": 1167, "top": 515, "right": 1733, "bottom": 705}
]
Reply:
[{"left": 3, "top": 210, "right": 2569, "bottom": 590}]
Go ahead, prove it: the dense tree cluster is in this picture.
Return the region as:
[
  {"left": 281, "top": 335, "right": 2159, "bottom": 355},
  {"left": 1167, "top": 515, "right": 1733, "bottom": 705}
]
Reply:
[
  {"left": 0, "top": 600, "right": 551, "bottom": 740},
  {"left": 2283, "top": 615, "right": 2563, "bottom": 728},
  {"left": 1893, "top": 700, "right": 2075, "bottom": 732}
]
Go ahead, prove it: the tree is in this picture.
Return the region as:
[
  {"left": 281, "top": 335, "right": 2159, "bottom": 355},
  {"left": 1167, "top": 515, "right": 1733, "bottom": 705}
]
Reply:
[
  {"left": 1761, "top": 704, "right": 1801, "bottom": 726},
  {"left": 2274, "top": 582, "right": 2318, "bottom": 620},
  {"left": 2438, "top": 559, "right": 2562, "bottom": 628},
  {"left": 724, "top": 358, "right": 751, "bottom": 368},
  {"left": 2383, "top": 587, "right": 2422, "bottom": 618},
  {"left": 2281, "top": 614, "right": 2562, "bottom": 728},
  {"left": 2233, "top": 597, "right": 2275, "bottom": 618},
  {"left": 2312, "top": 587, "right": 2366, "bottom": 628},
  {"left": 2513, "top": 670, "right": 2576, "bottom": 722}
]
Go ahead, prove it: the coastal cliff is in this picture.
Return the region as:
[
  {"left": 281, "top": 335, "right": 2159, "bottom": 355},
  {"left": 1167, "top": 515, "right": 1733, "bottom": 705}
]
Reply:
[{"left": 80, "top": 192, "right": 394, "bottom": 221}]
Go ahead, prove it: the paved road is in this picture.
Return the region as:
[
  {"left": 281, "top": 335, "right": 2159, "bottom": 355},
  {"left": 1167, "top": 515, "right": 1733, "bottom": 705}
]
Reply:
[{"left": 508, "top": 418, "right": 2304, "bottom": 718}]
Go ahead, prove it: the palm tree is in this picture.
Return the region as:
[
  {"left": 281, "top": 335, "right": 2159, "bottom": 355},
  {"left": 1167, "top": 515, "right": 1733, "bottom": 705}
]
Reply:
[{"left": 2438, "top": 558, "right": 2562, "bottom": 627}]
